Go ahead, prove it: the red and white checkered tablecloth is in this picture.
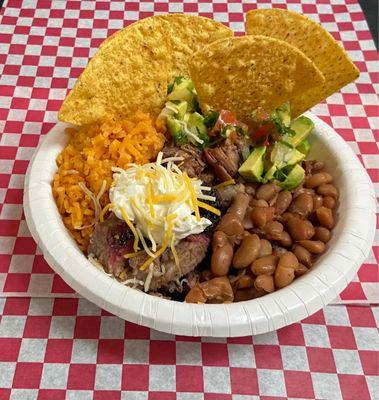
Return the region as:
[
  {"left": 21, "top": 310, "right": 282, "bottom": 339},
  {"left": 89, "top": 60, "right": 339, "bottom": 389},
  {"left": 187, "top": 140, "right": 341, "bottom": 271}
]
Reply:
[{"left": 0, "top": 0, "right": 378, "bottom": 398}]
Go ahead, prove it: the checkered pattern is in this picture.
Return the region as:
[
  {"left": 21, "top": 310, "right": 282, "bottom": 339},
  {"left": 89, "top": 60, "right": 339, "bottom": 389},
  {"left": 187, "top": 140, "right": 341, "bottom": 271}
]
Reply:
[
  {"left": 0, "top": 297, "right": 378, "bottom": 399},
  {"left": 0, "top": 0, "right": 378, "bottom": 302},
  {"left": 0, "top": 0, "right": 378, "bottom": 395}
]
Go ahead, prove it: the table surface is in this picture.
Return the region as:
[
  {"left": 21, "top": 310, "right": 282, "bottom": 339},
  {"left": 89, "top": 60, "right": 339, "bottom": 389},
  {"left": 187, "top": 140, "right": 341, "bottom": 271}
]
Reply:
[{"left": 0, "top": 0, "right": 378, "bottom": 399}]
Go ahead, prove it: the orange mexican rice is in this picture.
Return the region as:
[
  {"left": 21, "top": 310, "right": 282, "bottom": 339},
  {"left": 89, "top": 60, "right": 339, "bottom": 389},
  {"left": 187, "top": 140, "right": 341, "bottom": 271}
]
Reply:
[{"left": 52, "top": 113, "right": 166, "bottom": 251}]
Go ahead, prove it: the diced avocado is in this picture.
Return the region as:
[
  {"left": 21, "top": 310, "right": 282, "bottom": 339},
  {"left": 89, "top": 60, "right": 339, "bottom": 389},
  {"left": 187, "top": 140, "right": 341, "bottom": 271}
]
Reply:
[
  {"left": 264, "top": 164, "right": 277, "bottom": 182},
  {"left": 187, "top": 112, "right": 209, "bottom": 147},
  {"left": 297, "top": 138, "right": 310, "bottom": 155},
  {"left": 238, "top": 146, "right": 266, "bottom": 182},
  {"left": 167, "top": 78, "right": 197, "bottom": 111},
  {"left": 276, "top": 102, "right": 291, "bottom": 127},
  {"left": 270, "top": 141, "right": 305, "bottom": 169},
  {"left": 279, "top": 164, "right": 305, "bottom": 190},
  {"left": 165, "top": 101, "right": 188, "bottom": 120},
  {"left": 167, "top": 116, "right": 187, "bottom": 145},
  {"left": 285, "top": 116, "right": 314, "bottom": 147}
]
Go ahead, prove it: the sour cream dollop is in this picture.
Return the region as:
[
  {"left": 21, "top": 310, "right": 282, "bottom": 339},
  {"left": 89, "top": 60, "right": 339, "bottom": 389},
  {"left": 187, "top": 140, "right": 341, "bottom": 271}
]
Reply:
[{"left": 109, "top": 152, "right": 218, "bottom": 255}]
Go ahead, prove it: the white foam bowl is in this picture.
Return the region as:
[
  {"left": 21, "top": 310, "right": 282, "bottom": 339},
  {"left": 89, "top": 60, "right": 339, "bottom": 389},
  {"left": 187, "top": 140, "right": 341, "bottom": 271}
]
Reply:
[{"left": 24, "top": 113, "right": 376, "bottom": 337}]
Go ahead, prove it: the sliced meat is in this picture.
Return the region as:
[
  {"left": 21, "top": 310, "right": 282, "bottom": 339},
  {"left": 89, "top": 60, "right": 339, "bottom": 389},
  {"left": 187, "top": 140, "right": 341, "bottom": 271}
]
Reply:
[
  {"left": 216, "top": 183, "right": 246, "bottom": 209},
  {"left": 204, "top": 142, "right": 239, "bottom": 181},
  {"left": 162, "top": 144, "right": 205, "bottom": 178},
  {"left": 88, "top": 214, "right": 133, "bottom": 276},
  {"left": 128, "top": 233, "right": 210, "bottom": 291}
]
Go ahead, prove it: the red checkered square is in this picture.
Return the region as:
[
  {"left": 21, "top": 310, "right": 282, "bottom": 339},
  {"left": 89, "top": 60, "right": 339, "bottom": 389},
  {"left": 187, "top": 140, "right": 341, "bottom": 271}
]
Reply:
[
  {"left": 3, "top": 273, "right": 30, "bottom": 292},
  {"left": 52, "top": 298, "right": 78, "bottom": 316},
  {"left": 51, "top": 275, "right": 75, "bottom": 294},
  {"left": 301, "top": 309, "right": 326, "bottom": 325},
  {"left": 204, "top": 394, "right": 232, "bottom": 400},
  {"left": 202, "top": 343, "right": 229, "bottom": 366},
  {"left": 359, "top": 350, "right": 379, "bottom": 375},
  {"left": 0, "top": 389, "right": 11, "bottom": 400},
  {"left": 3, "top": 298, "right": 30, "bottom": 315},
  {"left": 23, "top": 316, "right": 51, "bottom": 338},
  {"left": 32, "top": 255, "right": 54, "bottom": 273},
  {"left": 347, "top": 306, "right": 376, "bottom": 327},
  {"left": 44, "top": 339, "right": 73, "bottom": 363},
  {"left": 122, "top": 365, "right": 149, "bottom": 391},
  {"left": 0, "top": 338, "right": 21, "bottom": 361},
  {"left": 148, "top": 393, "right": 176, "bottom": 400},
  {"left": 284, "top": 371, "right": 314, "bottom": 399},
  {"left": 254, "top": 345, "right": 283, "bottom": 370},
  {"left": 94, "top": 391, "right": 121, "bottom": 400},
  {"left": 97, "top": 339, "right": 124, "bottom": 364},
  {"left": 13, "top": 362, "right": 43, "bottom": 388},
  {"left": 125, "top": 322, "right": 151, "bottom": 339},
  {"left": 37, "top": 390, "right": 66, "bottom": 400},
  {"left": 67, "top": 364, "right": 96, "bottom": 390},
  {"left": 176, "top": 366, "right": 204, "bottom": 392},
  {"left": 327, "top": 326, "right": 357, "bottom": 349},
  {"left": 230, "top": 367, "right": 259, "bottom": 395},
  {"left": 149, "top": 340, "right": 176, "bottom": 365},
  {"left": 277, "top": 323, "right": 305, "bottom": 346},
  {"left": 74, "top": 316, "right": 101, "bottom": 339},
  {"left": 307, "top": 347, "right": 336, "bottom": 373},
  {"left": 339, "top": 374, "right": 371, "bottom": 400}
]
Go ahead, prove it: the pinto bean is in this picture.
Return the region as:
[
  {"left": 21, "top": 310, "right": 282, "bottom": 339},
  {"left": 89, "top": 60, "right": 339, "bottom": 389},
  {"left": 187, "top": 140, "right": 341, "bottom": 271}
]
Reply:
[
  {"left": 316, "top": 206, "right": 335, "bottom": 229},
  {"left": 264, "top": 221, "right": 284, "bottom": 241},
  {"left": 278, "top": 231, "right": 292, "bottom": 247},
  {"left": 274, "top": 191, "right": 292, "bottom": 214},
  {"left": 211, "top": 244, "right": 233, "bottom": 277},
  {"left": 212, "top": 231, "right": 229, "bottom": 250},
  {"left": 286, "top": 216, "right": 315, "bottom": 241},
  {"left": 255, "top": 183, "right": 281, "bottom": 201},
  {"left": 250, "top": 199, "right": 268, "bottom": 208},
  {"left": 254, "top": 275, "right": 275, "bottom": 293},
  {"left": 305, "top": 172, "right": 333, "bottom": 188},
  {"left": 250, "top": 206, "right": 275, "bottom": 229},
  {"left": 274, "top": 251, "right": 298, "bottom": 288},
  {"left": 292, "top": 244, "right": 313, "bottom": 267},
  {"left": 323, "top": 196, "right": 337, "bottom": 209},
  {"left": 236, "top": 275, "right": 254, "bottom": 289},
  {"left": 317, "top": 184, "right": 339, "bottom": 199},
  {"left": 313, "top": 226, "right": 331, "bottom": 243},
  {"left": 281, "top": 212, "right": 294, "bottom": 224},
  {"left": 298, "top": 240, "right": 326, "bottom": 254},
  {"left": 313, "top": 195, "right": 324, "bottom": 210},
  {"left": 185, "top": 277, "right": 234, "bottom": 304},
  {"left": 289, "top": 193, "right": 313, "bottom": 217},
  {"left": 295, "top": 263, "right": 309, "bottom": 276},
  {"left": 229, "top": 192, "right": 250, "bottom": 220},
  {"left": 216, "top": 213, "right": 244, "bottom": 238},
  {"left": 259, "top": 239, "right": 272, "bottom": 257},
  {"left": 233, "top": 234, "right": 261, "bottom": 269},
  {"left": 251, "top": 255, "right": 278, "bottom": 276}
]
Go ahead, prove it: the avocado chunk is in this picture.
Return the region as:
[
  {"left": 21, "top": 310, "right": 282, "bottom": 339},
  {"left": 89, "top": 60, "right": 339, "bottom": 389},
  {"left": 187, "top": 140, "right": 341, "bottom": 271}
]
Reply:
[
  {"left": 297, "top": 138, "right": 310, "bottom": 155},
  {"left": 279, "top": 164, "right": 305, "bottom": 190},
  {"left": 275, "top": 102, "right": 291, "bottom": 127},
  {"left": 167, "top": 116, "right": 187, "bottom": 145},
  {"left": 285, "top": 116, "right": 314, "bottom": 147},
  {"left": 164, "top": 101, "right": 188, "bottom": 120},
  {"left": 187, "top": 112, "right": 209, "bottom": 147},
  {"left": 270, "top": 141, "right": 305, "bottom": 169},
  {"left": 263, "top": 164, "right": 277, "bottom": 182},
  {"left": 238, "top": 146, "right": 266, "bottom": 182},
  {"left": 167, "top": 78, "right": 198, "bottom": 111}
]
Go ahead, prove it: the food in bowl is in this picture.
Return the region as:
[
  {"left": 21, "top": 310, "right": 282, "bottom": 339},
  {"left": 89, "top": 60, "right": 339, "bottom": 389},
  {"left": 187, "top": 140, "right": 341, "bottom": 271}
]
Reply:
[{"left": 53, "top": 12, "right": 358, "bottom": 303}]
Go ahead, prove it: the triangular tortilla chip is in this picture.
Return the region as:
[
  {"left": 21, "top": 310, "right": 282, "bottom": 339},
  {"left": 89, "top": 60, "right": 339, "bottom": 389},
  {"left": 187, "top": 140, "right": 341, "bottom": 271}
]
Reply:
[
  {"left": 189, "top": 35, "right": 324, "bottom": 123},
  {"left": 58, "top": 15, "right": 232, "bottom": 125},
  {"left": 246, "top": 9, "right": 359, "bottom": 117}
]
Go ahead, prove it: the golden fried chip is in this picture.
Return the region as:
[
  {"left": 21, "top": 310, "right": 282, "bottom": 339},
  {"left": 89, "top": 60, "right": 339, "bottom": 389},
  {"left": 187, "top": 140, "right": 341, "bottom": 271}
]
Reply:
[
  {"left": 58, "top": 15, "right": 233, "bottom": 125},
  {"left": 246, "top": 9, "right": 359, "bottom": 117},
  {"left": 189, "top": 35, "right": 324, "bottom": 123}
]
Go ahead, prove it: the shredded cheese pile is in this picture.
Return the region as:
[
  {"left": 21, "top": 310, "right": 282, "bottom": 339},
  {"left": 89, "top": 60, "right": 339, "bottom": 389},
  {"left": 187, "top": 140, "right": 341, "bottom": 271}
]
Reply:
[{"left": 109, "top": 152, "right": 220, "bottom": 270}]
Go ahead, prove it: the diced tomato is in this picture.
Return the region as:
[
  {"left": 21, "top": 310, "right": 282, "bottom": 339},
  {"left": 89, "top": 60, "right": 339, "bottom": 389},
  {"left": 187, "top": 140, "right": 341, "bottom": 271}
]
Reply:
[
  {"left": 251, "top": 123, "right": 272, "bottom": 146},
  {"left": 220, "top": 110, "right": 238, "bottom": 125}
]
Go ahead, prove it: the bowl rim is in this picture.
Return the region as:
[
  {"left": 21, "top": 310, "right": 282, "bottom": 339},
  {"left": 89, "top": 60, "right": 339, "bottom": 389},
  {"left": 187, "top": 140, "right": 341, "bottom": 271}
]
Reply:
[{"left": 24, "top": 112, "right": 376, "bottom": 337}]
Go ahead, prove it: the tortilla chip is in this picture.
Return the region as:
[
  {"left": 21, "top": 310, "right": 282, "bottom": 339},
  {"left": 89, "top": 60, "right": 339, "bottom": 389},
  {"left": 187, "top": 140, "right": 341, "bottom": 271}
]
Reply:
[
  {"left": 246, "top": 9, "right": 360, "bottom": 117},
  {"left": 189, "top": 35, "right": 324, "bottom": 123},
  {"left": 58, "top": 15, "right": 232, "bottom": 125}
]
